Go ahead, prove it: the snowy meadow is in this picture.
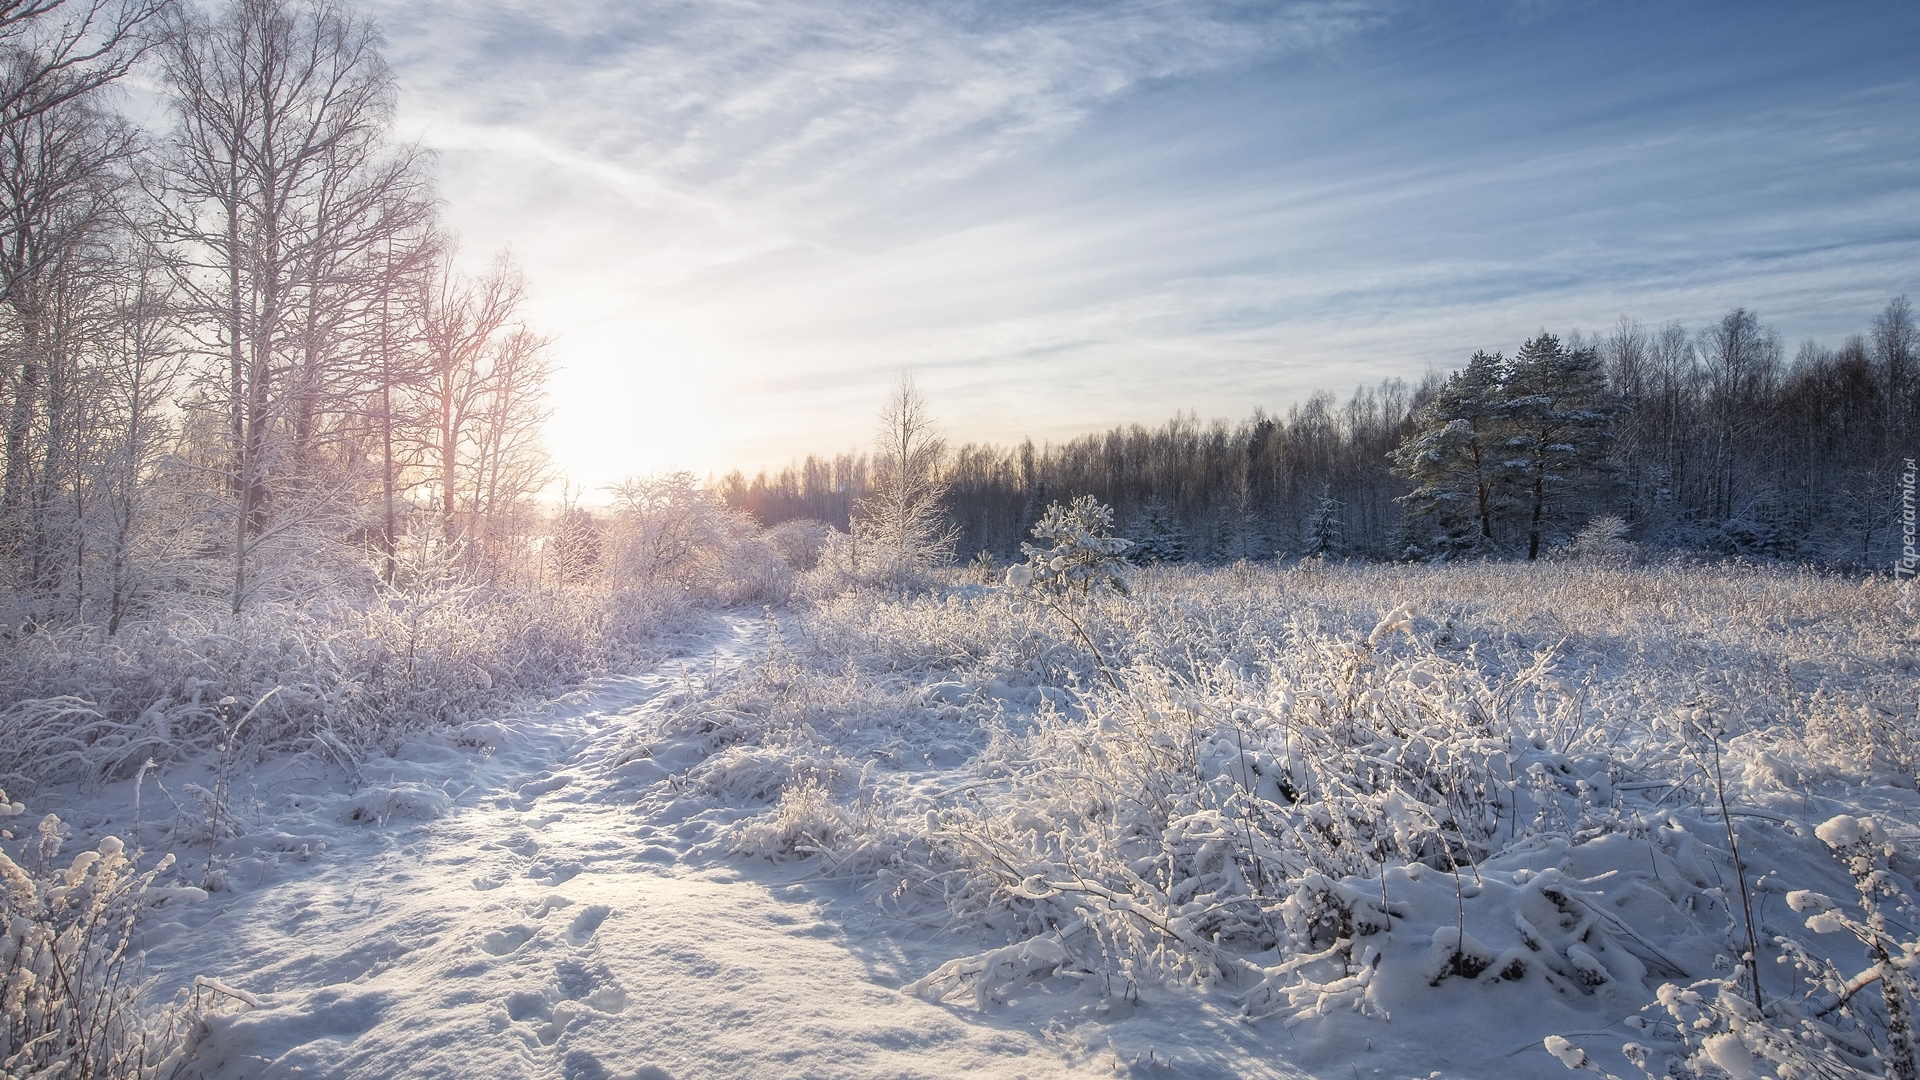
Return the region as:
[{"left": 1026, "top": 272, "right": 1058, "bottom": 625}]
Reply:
[
  {"left": 5, "top": 539, "right": 1920, "bottom": 1078},
  {"left": 615, "top": 556, "right": 1918, "bottom": 1077}
]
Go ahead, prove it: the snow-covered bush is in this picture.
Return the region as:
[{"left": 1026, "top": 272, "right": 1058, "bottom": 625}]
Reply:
[
  {"left": 1016, "top": 495, "right": 1132, "bottom": 596},
  {"left": 1566, "top": 514, "right": 1635, "bottom": 563},
  {"left": 0, "top": 565, "right": 696, "bottom": 786},
  {"left": 603, "top": 472, "right": 791, "bottom": 604},
  {"left": 727, "top": 776, "right": 849, "bottom": 861},
  {"left": 2, "top": 466, "right": 841, "bottom": 787},
  {"left": 1, "top": 794, "right": 190, "bottom": 1078},
  {"left": 796, "top": 526, "right": 949, "bottom": 600},
  {"left": 765, "top": 519, "right": 832, "bottom": 572},
  {"left": 795, "top": 528, "right": 868, "bottom": 600}
]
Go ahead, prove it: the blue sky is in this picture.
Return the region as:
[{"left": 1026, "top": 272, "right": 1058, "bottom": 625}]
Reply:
[{"left": 364, "top": 0, "right": 1920, "bottom": 486}]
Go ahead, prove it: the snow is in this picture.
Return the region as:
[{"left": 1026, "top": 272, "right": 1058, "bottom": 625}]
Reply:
[
  {"left": 9, "top": 614, "right": 1272, "bottom": 1078},
  {"left": 92, "top": 618, "right": 1088, "bottom": 1078},
  {"left": 10, "top": 560, "right": 1920, "bottom": 1079},
  {"left": 1542, "top": 1034, "right": 1585, "bottom": 1068},
  {"left": 1814, "top": 813, "right": 1880, "bottom": 849}
]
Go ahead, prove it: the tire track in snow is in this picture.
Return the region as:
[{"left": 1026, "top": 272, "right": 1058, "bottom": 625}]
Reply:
[{"left": 146, "top": 613, "right": 1095, "bottom": 1080}]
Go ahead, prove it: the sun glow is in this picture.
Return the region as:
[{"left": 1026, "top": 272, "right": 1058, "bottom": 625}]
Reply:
[{"left": 542, "top": 321, "right": 722, "bottom": 494}]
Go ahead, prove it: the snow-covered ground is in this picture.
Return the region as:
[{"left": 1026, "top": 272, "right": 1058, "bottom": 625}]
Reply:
[
  {"left": 84, "top": 615, "right": 1102, "bottom": 1078},
  {"left": 10, "top": 561, "right": 1920, "bottom": 1079}
]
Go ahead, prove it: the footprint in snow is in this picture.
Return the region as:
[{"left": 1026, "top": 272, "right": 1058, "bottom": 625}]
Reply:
[
  {"left": 566, "top": 904, "right": 609, "bottom": 945},
  {"left": 500, "top": 986, "right": 606, "bottom": 1048},
  {"left": 584, "top": 985, "right": 628, "bottom": 1014},
  {"left": 514, "top": 768, "right": 572, "bottom": 803},
  {"left": 480, "top": 924, "right": 534, "bottom": 955},
  {"left": 517, "top": 774, "right": 574, "bottom": 800},
  {"left": 555, "top": 959, "right": 627, "bottom": 1014},
  {"left": 530, "top": 859, "right": 583, "bottom": 886},
  {"left": 505, "top": 990, "right": 547, "bottom": 1021}
]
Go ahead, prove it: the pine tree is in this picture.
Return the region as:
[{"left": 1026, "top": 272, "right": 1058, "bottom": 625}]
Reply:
[
  {"left": 1388, "top": 506, "right": 1429, "bottom": 562},
  {"left": 1390, "top": 350, "right": 1508, "bottom": 557},
  {"left": 1020, "top": 495, "right": 1133, "bottom": 595},
  {"left": 1499, "top": 335, "right": 1619, "bottom": 560}
]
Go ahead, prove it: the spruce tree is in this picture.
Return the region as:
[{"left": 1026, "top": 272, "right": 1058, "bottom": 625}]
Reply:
[
  {"left": 1126, "top": 497, "right": 1188, "bottom": 563},
  {"left": 1303, "top": 484, "right": 1346, "bottom": 558}
]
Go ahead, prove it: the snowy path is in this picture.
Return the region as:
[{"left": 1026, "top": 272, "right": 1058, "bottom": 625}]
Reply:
[{"left": 143, "top": 615, "right": 1099, "bottom": 1080}]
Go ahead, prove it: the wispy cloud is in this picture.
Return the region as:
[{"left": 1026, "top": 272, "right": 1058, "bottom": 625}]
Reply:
[
  {"left": 362, "top": 0, "right": 1920, "bottom": 485},
  {"left": 384, "top": 0, "right": 1380, "bottom": 214}
]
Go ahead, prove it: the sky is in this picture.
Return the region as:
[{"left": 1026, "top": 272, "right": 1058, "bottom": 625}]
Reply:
[{"left": 358, "top": 0, "right": 1920, "bottom": 488}]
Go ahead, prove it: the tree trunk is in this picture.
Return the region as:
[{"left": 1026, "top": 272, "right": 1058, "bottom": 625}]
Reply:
[
  {"left": 380, "top": 276, "right": 396, "bottom": 585},
  {"left": 1528, "top": 468, "right": 1545, "bottom": 561}
]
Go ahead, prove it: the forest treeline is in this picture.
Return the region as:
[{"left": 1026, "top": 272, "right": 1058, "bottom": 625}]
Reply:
[{"left": 721, "top": 300, "right": 1918, "bottom": 568}]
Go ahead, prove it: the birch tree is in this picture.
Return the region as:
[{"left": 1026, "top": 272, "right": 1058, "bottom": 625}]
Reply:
[
  {"left": 854, "top": 374, "right": 955, "bottom": 578},
  {"left": 413, "top": 248, "right": 521, "bottom": 556},
  {"left": 155, "top": 0, "right": 402, "bottom": 611},
  {"left": 0, "top": 68, "right": 132, "bottom": 605}
]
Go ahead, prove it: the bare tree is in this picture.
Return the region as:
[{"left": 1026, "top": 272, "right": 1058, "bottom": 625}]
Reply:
[
  {"left": 0, "top": 0, "right": 165, "bottom": 140},
  {"left": 854, "top": 373, "right": 955, "bottom": 578},
  {"left": 154, "top": 0, "right": 401, "bottom": 612},
  {"left": 413, "top": 247, "right": 522, "bottom": 554},
  {"left": 91, "top": 234, "right": 181, "bottom": 632},
  {"left": 362, "top": 215, "right": 434, "bottom": 584},
  {"left": 281, "top": 133, "right": 431, "bottom": 491},
  {"left": 467, "top": 325, "right": 551, "bottom": 579},
  {"left": 1698, "top": 308, "right": 1780, "bottom": 521},
  {"left": 1872, "top": 295, "right": 1915, "bottom": 451},
  {"left": 0, "top": 72, "right": 133, "bottom": 606}
]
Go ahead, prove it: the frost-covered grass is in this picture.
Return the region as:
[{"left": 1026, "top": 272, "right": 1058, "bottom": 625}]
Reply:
[
  {"left": 0, "top": 581, "right": 698, "bottom": 791},
  {"left": 629, "top": 559, "right": 1920, "bottom": 1077}
]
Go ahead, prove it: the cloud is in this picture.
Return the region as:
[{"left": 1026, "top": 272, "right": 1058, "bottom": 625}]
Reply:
[
  {"left": 380, "top": 0, "right": 1385, "bottom": 216},
  {"left": 357, "top": 0, "right": 1920, "bottom": 485}
]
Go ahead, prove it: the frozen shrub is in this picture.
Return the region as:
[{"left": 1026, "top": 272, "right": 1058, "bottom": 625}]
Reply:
[
  {"left": 766, "top": 519, "right": 832, "bottom": 572},
  {"left": 795, "top": 528, "right": 865, "bottom": 600},
  {"left": 546, "top": 502, "right": 604, "bottom": 584},
  {"left": 636, "top": 557, "right": 1920, "bottom": 1065},
  {"left": 700, "top": 531, "right": 793, "bottom": 606},
  {"left": 796, "top": 526, "right": 945, "bottom": 599},
  {"left": 1018, "top": 495, "right": 1133, "bottom": 596},
  {"left": 727, "top": 777, "right": 847, "bottom": 861},
  {"left": 604, "top": 473, "right": 793, "bottom": 604},
  {"left": 0, "top": 564, "right": 694, "bottom": 786},
  {"left": 0, "top": 793, "right": 189, "bottom": 1078}
]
